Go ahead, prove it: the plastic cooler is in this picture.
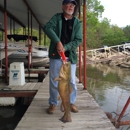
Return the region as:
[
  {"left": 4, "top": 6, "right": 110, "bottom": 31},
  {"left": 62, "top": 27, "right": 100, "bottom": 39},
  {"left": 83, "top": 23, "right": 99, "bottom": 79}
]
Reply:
[{"left": 9, "top": 62, "right": 25, "bottom": 86}]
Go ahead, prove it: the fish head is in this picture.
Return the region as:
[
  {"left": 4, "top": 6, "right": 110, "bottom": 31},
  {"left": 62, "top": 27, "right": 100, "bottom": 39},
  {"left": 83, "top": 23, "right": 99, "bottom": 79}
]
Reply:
[{"left": 59, "top": 62, "right": 71, "bottom": 80}]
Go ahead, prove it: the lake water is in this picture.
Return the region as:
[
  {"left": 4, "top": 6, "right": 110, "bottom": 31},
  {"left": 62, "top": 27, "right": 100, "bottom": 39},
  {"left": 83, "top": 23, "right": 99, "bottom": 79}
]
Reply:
[
  {"left": 0, "top": 77, "right": 38, "bottom": 130},
  {"left": 0, "top": 98, "right": 29, "bottom": 130},
  {"left": 79, "top": 63, "right": 130, "bottom": 130}
]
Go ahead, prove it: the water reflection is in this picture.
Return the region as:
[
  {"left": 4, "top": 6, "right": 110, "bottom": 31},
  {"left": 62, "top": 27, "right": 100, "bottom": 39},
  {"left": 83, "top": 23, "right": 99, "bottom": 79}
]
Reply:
[
  {"left": 86, "top": 64, "right": 130, "bottom": 130},
  {"left": 0, "top": 98, "right": 29, "bottom": 130}
]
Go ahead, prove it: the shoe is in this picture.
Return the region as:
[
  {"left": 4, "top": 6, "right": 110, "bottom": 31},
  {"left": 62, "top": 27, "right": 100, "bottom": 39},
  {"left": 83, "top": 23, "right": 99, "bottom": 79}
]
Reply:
[
  {"left": 71, "top": 104, "right": 79, "bottom": 113},
  {"left": 47, "top": 104, "right": 56, "bottom": 114}
]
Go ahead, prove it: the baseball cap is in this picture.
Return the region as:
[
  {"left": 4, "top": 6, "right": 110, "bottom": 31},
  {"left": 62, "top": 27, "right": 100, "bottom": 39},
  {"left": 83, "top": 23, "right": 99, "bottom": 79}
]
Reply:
[{"left": 62, "top": 0, "right": 77, "bottom": 5}]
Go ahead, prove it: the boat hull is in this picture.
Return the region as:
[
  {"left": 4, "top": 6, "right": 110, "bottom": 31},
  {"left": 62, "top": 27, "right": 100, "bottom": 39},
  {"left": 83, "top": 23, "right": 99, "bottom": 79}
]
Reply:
[{"left": 2, "top": 57, "right": 49, "bottom": 68}]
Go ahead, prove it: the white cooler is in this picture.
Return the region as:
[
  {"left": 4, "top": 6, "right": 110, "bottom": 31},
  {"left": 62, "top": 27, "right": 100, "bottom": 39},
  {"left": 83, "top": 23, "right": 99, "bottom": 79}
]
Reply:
[{"left": 9, "top": 62, "right": 25, "bottom": 86}]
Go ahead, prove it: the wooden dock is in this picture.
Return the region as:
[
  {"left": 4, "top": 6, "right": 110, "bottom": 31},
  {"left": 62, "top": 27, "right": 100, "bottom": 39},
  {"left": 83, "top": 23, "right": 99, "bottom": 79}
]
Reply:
[
  {"left": 0, "top": 82, "right": 44, "bottom": 97},
  {"left": 7, "top": 74, "right": 116, "bottom": 130}
]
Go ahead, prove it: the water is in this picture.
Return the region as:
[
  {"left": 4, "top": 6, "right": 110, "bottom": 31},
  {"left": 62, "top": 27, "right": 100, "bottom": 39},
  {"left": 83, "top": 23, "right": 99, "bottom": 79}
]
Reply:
[
  {"left": 0, "top": 97, "right": 29, "bottom": 130},
  {"left": 0, "top": 79, "right": 39, "bottom": 130},
  {"left": 0, "top": 75, "right": 44, "bottom": 130},
  {"left": 82, "top": 63, "right": 130, "bottom": 130}
]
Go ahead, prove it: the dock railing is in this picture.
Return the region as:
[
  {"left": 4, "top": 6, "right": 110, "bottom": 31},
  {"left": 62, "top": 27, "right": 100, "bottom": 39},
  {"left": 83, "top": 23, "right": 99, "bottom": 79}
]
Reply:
[{"left": 86, "top": 44, "right": 130, "bottom": 60}]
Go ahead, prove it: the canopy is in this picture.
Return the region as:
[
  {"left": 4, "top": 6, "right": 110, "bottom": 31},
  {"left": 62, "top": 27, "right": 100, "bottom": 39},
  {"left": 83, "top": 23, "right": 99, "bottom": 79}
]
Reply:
[{"left": 0, "top": 0, "right": 82, "bottom": 31}]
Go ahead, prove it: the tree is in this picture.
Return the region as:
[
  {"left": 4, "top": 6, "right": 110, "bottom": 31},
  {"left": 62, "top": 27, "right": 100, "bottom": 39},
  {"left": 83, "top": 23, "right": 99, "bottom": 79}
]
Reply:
[
  {"left": 86, "top": 0, "right": 104, "bottom": 48},
  {"left": 122, "top": 25, "right": 130, "bottom": 42},
  {"left": 101, "top": 25, "right": 127, "bottom": 46},
  {"left": 86, "top": 0, "right": 128, "bottom": 48}
]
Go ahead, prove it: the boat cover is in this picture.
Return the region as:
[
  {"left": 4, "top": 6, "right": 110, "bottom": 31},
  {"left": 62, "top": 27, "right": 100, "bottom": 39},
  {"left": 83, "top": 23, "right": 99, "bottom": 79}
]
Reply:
[{"left": 7, "top": 34, "right": 37, "bottom": 42}]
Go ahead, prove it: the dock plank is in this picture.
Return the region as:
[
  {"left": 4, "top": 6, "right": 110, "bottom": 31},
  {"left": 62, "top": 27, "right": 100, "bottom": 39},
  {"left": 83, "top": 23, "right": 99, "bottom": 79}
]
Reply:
[
  {"left": 10, "top": 85, "right": 19, "bottom": 90},
  {"left": 26, "top": 83, "right": 37, "bottom": 90},
  {"left": 20, "top": 83, "right": 32, "bottom": 90},
  {"left": 14, "top": 83, "right": 28, "bottom": 91},
  {"left": 33, "top": 82, "right": 43, "bottom": 90},
  {"left": 15, "top": 74, "right": 116, "bottom": 130}
]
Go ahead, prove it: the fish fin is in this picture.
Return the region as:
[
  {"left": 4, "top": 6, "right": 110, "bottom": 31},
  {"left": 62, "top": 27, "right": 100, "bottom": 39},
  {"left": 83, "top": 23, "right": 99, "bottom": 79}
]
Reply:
[
  {"left": 60, "top": 102, "right": 64, "bottom": 112},
  {"left": 59, "top": 116, "right": 72, "bottom": 123},
  {"left": 57, "top": 95, "right": 61, "bottom": 100},
  {"left": 54, "top": 77, "right": 62, "bottom": 81},
  {"left": 70, "top": 86, "right": 73, "bottom": 94}
]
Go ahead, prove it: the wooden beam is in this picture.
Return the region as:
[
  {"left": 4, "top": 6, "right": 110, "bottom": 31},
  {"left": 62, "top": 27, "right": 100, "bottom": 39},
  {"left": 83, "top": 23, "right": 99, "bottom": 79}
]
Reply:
[
  {"left": 23, "top": 0, "right": 43, "bottom": 29},
  {"left": 0, "top": 91, "right": 36, "bottom": 97}
]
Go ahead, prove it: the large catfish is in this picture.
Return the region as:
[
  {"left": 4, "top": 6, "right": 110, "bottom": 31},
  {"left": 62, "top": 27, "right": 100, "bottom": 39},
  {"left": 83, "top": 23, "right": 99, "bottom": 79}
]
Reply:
[{"left": 54, "top": 62, "right": 72, "bottom": 123}]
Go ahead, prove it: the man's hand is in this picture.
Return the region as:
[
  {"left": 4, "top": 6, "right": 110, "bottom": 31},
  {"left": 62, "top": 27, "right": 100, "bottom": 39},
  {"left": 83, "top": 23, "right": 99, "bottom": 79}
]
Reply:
[{"left": 57, "top": 42, "right": 65, "bottom": 55}]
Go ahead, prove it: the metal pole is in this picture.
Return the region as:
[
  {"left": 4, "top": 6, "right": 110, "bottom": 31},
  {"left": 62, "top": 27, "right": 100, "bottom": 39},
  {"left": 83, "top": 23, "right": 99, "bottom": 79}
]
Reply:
[
  {"left": 28, "top": 8, "right": 30, "bottom": 69},
  {"left": 30, "top": 13, "right": 33, "bottom": 68},
  {"left": 10, "top": 18, "right": 12, "bottom": 35},
  {"left": 83, "top": 0, "right": 87, "bottom": 89},
  {"left": 39, "top": 25, "right": 41, "bottom": 45},
  {"left": 0, "top": 23, "right": 2, "bottom": 74},
  {"left": 117, "top": 96, "right": 130, "bottom": 122},
  {"left": 119, "top": 120, "right": 130, "bottom": 126},
  {"left": 44, "top": 33, "right": 46, "bottom": 46},
  {"left": 13, "top": 20, "right": 15, "bottom": 35},
  {"left": 78, "top": 0, "right": 82, "bottom": 83},
  {"left": 0, "top": 46, "right": 1, "bottom": 75},
  {"left": 4, "top": 0, "right": 8, "bottom": 83}
]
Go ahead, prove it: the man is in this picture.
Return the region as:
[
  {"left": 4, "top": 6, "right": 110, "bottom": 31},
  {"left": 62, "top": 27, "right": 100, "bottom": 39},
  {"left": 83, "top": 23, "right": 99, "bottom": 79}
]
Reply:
[{"left": 43, "top": 0, "right": 82, "bottom": 114}]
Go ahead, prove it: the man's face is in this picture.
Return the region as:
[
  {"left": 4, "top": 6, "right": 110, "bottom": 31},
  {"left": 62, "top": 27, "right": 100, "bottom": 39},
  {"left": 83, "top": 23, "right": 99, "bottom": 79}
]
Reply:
[{"left": 62, "top": 2, "right": 75, "bottom": 15}]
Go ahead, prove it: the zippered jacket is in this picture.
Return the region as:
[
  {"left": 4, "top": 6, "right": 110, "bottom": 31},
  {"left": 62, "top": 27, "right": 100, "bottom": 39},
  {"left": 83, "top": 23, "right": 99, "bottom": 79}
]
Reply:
[{"left": 43, "top": 13, "right": 82, "bottom": 64}]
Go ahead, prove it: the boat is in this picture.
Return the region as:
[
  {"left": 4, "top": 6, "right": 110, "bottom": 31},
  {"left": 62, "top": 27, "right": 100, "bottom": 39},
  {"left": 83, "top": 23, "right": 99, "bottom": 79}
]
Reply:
[
  {"left": 9, "top": 45, "right": 48, "bottom": 59},
  {"left": 0, "top": 41, "right": 49, "bottom": 68},
  {"left": 0, "top": 41, "right": 23, "bottom": 60}
]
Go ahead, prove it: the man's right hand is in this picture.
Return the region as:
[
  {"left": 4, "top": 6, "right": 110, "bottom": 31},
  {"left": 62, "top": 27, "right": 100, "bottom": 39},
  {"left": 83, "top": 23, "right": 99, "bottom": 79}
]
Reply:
[{"left": 57, "top": 42, "right": 65, "bottom": 55}]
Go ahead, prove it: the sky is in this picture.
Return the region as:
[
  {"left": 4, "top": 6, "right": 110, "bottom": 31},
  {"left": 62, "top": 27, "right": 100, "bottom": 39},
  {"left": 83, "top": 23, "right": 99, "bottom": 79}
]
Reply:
[{"left": 99, "top": 0, "right": 130, "bottom": 27}]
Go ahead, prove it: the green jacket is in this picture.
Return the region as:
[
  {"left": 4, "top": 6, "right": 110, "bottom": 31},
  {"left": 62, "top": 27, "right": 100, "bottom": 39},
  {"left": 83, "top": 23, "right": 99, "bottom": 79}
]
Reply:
[{"left": 43, "top": 13, "right": 82, "bottom": 64}]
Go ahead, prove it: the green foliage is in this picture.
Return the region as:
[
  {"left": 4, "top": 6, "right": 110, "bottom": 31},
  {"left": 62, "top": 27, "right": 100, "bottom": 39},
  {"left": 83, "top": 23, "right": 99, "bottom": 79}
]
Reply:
[
  {"left": 122, "top": 25, "right": 130, "bottom": 42},
  {"left": 87, "top": 0, "right": 104, "bottom": 17},
  {"left": 86, "top": 0, "right": 130, "bottom": 49},
  {"left": 0, "top": 32, "right": 3, "bottom": 41},
  {"left": 86, "top": 0, "right": 104, "bottom": 48},
  {"left": 101, "top": 25, "right": 127, "bottom": 46}
]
